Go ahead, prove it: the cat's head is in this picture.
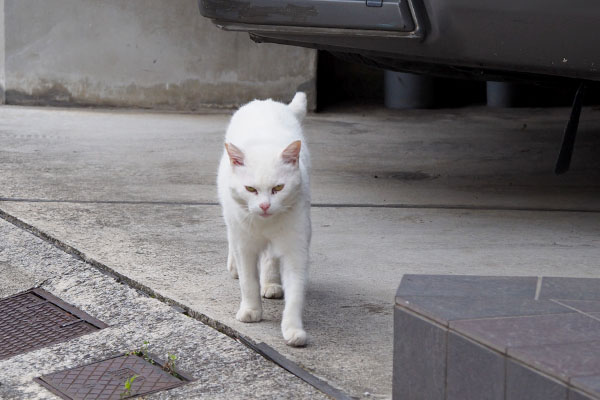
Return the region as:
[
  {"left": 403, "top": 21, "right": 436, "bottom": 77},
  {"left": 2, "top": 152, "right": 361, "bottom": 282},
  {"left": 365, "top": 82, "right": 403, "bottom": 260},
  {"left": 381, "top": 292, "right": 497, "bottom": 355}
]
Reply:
[
  {"left": 223, "top": 92, "right": 308, "bottom": 219},
  {"left": 225, "top": 140, "right": 303, "bottom": 218}
]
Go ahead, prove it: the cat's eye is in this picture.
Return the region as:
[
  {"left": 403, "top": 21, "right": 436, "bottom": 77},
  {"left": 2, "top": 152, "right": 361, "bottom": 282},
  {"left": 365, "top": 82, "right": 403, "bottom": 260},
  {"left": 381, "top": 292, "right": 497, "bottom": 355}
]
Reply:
[
  {"left": 245, "top": 186, "right": 257, "bottom": 193},
  {"left": 272, "top": 184, "right": 284, "bottom": 194}
]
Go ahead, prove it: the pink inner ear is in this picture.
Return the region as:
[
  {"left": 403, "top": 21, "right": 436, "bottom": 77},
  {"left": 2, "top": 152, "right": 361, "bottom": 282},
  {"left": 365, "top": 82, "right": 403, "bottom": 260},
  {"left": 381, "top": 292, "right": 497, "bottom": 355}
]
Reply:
[
  {"left": 281, "top": 140, "right": 301, "bottom": 165},
  {"left": 225, "top": 143, "right": 244, "bottom": 166}
]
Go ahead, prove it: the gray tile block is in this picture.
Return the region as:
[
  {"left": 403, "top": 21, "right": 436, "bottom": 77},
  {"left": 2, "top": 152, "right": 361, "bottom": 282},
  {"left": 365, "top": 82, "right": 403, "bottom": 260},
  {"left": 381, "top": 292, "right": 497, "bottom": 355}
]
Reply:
[
  {"left": 507, "top": 360, "right": 568, "bottom": 400},
  {"left": 397, "top": 295, "right": 571, "bottom": 326},
  {"left": 556, "top": 300, "right": 600, "bottom": 313},
  {"left": 451, "top": 313, "right": 600, "bottom": 353},
  {"left": 571, "top": 375, "right": 600, "bottom": 399},
  {"left": 540, "top": 278, "right": 600, "bottom": 301},
  {"left": 569, "top": 389, "right": 598, "bottom": 400},
  {"left": 508, "top": 340, "right": 600, "bottom": 381},
  {"left": 446, "top": 332, "right": 504, "bottom": 400},
  {"left": 397, "top": 275, "right": 537, "bottom": 299},
  {"left": 393, "top": 307, "right": 447, "bottom": 400},
  {"left": 393, "top": 275, "right": 600, "bottom": 400}
]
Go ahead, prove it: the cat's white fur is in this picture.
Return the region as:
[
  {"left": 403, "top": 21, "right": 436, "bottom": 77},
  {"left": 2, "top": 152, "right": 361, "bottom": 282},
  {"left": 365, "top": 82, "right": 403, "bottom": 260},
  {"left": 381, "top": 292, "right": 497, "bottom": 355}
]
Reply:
[{"left": 217, "top": 92, "right": 311, "bottom": 347}]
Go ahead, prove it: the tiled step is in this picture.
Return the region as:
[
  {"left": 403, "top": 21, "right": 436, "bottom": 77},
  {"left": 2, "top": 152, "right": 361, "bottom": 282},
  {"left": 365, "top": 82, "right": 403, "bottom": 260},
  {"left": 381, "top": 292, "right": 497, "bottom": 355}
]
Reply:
[{"left": 393, "top": 275, "right": 600, "bottom": 400}]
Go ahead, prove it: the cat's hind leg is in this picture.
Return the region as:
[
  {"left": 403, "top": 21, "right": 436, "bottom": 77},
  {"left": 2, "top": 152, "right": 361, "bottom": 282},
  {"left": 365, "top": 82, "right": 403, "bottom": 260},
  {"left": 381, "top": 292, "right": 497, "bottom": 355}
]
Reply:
[{"left": 259, "top": 246, "right": 283, "bottom": 299}]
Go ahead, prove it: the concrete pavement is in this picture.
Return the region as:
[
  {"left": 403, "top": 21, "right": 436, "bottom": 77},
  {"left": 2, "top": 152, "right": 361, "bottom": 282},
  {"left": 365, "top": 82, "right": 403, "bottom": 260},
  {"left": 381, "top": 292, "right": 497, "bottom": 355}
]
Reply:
[
  {"left": 0, "top": 216, "right": 328, "bottom": 399},
  {"left": 0, "top": 105, "right": 599, "bottom": 399}
]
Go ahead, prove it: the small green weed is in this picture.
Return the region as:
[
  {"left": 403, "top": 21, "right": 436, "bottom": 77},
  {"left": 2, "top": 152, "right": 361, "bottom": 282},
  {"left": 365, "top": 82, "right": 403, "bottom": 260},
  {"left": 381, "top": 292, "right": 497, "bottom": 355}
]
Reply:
[
  {"left": 125, "top": 341, "right": 179, "bottom": 375},
  {"left": 125, "top": 340, "right": 153, "bottom": 364},
  {"left": 120, "top": 374, "right": 139, "bottom": 398},
  {"left": 163, "top": 353, "right": 177, "bottom": 374}
]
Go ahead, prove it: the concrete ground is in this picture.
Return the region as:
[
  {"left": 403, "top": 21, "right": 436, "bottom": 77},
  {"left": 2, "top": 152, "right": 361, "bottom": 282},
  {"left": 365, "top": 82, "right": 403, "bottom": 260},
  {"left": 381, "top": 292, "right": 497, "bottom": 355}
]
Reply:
[
  {"left": 0, "top": 217, "right": 328, "bottom": 399},
  {"left": 0, "top": 104, "right": 599, "bottom": 399}
]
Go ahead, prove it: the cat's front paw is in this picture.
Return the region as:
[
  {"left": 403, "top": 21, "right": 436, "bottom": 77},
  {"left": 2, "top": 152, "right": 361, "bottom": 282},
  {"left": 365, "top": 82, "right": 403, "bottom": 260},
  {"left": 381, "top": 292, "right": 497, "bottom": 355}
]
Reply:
[
  {"left": 236, "top": 307, "right": 262, "bottom": 322},
  {"left": 261, "top": 284, "right": 283, "bottom": 299},
  {"left": 283, "top": 327, "right": 307, "bottom": 347}
]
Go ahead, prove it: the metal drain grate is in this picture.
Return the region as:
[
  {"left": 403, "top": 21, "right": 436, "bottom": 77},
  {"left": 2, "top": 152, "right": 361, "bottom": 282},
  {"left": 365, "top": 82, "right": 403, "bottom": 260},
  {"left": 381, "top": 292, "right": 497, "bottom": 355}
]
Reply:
[
  {"left": 0, "top": 288, "right": 107, "bottom": 360},
  {"left": 35, "top": 354, "right": 192, "bottom": 399}
]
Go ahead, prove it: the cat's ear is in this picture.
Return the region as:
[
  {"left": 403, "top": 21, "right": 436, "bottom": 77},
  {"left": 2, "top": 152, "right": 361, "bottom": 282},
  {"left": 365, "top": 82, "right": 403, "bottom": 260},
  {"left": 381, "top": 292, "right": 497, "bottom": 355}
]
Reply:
[
  {"left": 225, "top": 143, "right": 245, "bottom": 166},
  {"left": 288, "top": 92, "right": 307, "bottom": 121},
  {"left": 281, "top": 140, "right": 301, "bottom": 166}
]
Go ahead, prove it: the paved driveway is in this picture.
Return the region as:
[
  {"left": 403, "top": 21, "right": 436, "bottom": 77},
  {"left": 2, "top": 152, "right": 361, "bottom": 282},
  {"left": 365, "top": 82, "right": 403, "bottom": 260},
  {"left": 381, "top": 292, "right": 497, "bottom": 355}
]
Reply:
[{"left": 0, "top": 105, "right": 598, "bottom": 399}]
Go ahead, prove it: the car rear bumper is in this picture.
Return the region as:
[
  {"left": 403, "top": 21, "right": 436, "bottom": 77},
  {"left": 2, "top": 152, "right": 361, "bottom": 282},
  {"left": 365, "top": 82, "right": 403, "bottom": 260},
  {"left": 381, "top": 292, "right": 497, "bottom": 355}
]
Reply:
[{"left": 200, "top": 0, "right": 600, "bottom": 82}]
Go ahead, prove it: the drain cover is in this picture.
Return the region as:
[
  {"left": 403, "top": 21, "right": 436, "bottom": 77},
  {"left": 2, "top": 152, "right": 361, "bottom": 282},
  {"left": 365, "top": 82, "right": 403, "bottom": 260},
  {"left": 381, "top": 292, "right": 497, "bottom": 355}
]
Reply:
[
  {"left": 35, "top": 354, "right": 192, "bottom": 399},
  {"left": 0, "top": 288, "right": 107, "bottom": 360}
]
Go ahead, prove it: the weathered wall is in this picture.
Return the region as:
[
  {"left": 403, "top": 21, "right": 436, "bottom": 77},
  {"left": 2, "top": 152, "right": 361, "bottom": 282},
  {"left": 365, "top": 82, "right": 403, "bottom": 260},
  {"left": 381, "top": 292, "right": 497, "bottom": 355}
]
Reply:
[{"left": 3, "top": 0, "right": 316, "bottom": 110}]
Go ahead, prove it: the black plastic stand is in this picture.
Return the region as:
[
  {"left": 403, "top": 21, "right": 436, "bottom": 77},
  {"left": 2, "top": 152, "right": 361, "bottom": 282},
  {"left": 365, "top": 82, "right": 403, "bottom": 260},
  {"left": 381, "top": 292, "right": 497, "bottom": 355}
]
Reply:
[{"left": 555, "top": 83, "right": 586, "bottom": 175}]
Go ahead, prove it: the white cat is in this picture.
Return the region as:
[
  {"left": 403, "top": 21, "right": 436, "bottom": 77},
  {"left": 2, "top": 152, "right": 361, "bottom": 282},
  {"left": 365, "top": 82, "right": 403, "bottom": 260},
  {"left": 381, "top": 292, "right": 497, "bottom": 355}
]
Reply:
[{"left": 217, "top": 92, "right": 311, "bottom": 347}]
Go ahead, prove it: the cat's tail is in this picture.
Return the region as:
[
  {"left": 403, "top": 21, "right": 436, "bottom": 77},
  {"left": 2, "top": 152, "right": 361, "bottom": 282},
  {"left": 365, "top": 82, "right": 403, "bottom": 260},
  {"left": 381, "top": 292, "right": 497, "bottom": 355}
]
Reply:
[{"left": 288, "top": 92, "right": 307, "bottom": 121}]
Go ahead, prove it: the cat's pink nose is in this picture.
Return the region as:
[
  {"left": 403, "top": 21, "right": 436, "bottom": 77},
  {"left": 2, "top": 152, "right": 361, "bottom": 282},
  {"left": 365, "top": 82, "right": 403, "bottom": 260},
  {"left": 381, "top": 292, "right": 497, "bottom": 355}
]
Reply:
[{"left": 259, "top": 202, "right": 270, "bottom": 212}]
